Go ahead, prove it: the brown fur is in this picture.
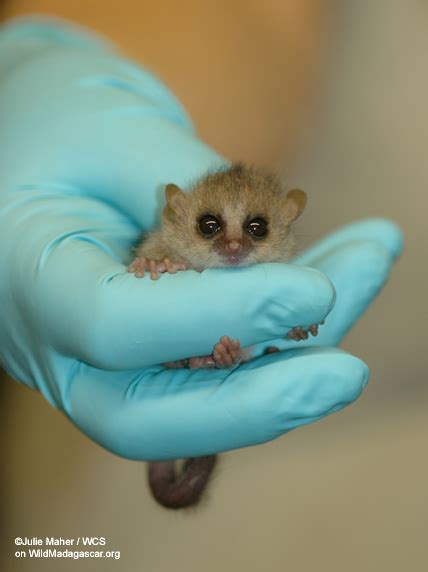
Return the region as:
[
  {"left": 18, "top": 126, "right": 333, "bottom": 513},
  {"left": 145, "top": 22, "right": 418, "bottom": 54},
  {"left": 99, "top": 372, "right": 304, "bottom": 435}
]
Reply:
[{"left": 135, "top": 163, "right": 306, "bottom": 268}]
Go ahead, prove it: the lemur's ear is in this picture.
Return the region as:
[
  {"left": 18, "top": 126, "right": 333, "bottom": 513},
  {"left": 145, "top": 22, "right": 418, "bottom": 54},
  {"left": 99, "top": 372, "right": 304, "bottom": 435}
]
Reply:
[
  {"left": 165, "top": 183, "right": 187, "bottom": 211},
  {"left": 282, "top": 189, "right": 307, "bottom": 222}
]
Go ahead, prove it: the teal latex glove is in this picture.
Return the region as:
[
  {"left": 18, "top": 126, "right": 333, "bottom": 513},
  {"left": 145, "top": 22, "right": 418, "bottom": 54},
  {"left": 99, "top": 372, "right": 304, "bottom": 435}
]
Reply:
[{"left": 0, "top": 19, "right": 403, "bottom": 460}]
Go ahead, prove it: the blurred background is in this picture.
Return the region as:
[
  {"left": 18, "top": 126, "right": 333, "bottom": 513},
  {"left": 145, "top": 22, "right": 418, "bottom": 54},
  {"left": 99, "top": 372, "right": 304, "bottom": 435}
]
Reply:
[{"left": 0, "top": 1, "right": 427, "bottom": 571}]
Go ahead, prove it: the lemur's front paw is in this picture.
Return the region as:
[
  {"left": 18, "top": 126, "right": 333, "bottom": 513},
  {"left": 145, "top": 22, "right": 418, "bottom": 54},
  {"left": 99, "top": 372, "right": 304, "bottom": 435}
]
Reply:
[
  {"left": 287, "top": 323, "right": 322, "bottom": 341},
  {"left": 128, "top": 257, "right": 187, "bottom": 280},
  {"left": 212, "top": 336, "right": 243, "bottom": 368},
  {"left": 163, "top": 336, "right": 243, "bottom": 370}
]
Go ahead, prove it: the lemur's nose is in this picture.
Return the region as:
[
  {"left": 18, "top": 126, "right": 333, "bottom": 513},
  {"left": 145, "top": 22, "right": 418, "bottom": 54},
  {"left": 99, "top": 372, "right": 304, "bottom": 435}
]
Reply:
[{"left": 225, "top": 240, "right": 243, "bottom": 253}]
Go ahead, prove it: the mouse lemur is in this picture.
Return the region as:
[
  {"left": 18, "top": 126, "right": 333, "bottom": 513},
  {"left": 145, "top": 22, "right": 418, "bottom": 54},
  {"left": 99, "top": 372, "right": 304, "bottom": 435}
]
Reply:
[{"left": 128, "top": 163, "right": 319, "bottom": 509}]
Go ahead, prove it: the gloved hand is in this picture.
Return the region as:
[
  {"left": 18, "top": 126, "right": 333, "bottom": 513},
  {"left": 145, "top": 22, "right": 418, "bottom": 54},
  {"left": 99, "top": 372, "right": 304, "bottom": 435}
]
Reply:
[{"left": 0, "top": 18, "right": 403, "bottom": 460}]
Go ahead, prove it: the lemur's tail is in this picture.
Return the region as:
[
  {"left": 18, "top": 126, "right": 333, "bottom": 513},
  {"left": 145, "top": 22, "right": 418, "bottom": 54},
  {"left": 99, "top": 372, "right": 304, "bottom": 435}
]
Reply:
[{"left": 147, "top": 455, "right": 217, "bottom": 509}]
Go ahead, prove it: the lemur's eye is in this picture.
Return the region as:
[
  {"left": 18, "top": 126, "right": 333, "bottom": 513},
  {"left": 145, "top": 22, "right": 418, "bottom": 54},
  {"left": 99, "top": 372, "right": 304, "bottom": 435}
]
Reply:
[
  {"left": 245, "top": 218, "right": 268, "bottom": 238},
  {"left": 198, "top": 214, "right": 222, "bottom": 237}
]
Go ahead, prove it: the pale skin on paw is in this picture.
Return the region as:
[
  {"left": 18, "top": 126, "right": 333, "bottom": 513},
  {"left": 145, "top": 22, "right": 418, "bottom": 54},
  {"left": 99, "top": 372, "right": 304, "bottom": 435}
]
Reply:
[
  {"left": 212, "top": 336, "right": 242, "bottom": 368},
  {"left": 163, "top": 336, "right": 243, "bottom": 370},
  {"left": 287, "top": 320, "right": 324, "bottom": 341},
  {"left": 128, "top": 256, "right": 187, "bottom": 280}
]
